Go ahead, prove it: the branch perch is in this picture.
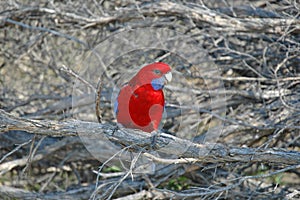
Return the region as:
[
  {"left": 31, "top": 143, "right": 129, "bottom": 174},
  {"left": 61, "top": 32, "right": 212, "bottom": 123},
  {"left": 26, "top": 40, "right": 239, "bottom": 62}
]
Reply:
[{"left": 1, "top": 109, "right": 299, "bottom": 165}]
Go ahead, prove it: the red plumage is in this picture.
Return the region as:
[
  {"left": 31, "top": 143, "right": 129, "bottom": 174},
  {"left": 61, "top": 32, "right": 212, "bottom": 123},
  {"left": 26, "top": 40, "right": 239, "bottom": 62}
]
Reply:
[{"left": 115, "top": 62, "right": 172, "bottom": 132}]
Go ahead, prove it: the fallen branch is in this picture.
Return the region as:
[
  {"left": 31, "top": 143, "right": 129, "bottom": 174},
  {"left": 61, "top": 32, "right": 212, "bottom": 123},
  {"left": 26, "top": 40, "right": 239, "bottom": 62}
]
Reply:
[
  {"left": 1, "top": 109, "right": 299, "bottom": 165},
  {"left": 2, "top": 2, "right": 300, "bottom": 34}
]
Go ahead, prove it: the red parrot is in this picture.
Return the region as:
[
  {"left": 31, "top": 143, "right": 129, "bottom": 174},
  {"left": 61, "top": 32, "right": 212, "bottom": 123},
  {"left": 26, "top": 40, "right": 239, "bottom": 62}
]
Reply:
[{"left": 114, "top": 62, "right": 172, "bottom": 132}]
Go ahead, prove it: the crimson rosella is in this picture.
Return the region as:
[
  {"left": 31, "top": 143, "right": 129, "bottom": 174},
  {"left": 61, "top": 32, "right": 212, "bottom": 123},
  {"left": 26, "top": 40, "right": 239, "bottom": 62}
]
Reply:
[{"left": 114, "top": 62, "right": 172, "bottom": 132}]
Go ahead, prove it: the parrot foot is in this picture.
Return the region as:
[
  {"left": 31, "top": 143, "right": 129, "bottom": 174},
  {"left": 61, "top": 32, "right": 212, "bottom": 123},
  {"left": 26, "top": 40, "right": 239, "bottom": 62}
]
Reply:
[{"left": 150, "top": 130, "right": 161, "bottom": 150}]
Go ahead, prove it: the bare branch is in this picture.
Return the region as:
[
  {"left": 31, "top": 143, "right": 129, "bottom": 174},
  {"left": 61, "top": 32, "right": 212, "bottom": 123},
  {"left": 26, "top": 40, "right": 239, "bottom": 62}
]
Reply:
[
  {"left": 1, "top": 109, "right": 299, "bottom": 165},
  {"left": 95, "top": 74, "right": 105, "bottom": 123}
]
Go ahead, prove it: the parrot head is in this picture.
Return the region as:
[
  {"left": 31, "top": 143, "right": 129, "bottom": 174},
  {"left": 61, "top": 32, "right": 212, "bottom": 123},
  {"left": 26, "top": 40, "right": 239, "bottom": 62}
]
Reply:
[{"left": 131, "top": 62, "right": 172, "bottom": 90}]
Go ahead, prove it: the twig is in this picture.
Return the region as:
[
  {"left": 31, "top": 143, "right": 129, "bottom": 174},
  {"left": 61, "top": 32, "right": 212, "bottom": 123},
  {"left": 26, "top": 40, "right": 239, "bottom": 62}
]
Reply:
[
  {"left": 0, "top": 135, "right": 80, "bottom": 175},
  {"left": 104, "top": 151, "right": 143, "bottom": 200},
  {"left": 156, "top": 163, "right": 300, "bottom": 197},
  {"left": 4, "top": 18, "right": 88, "bottom": 48},
  {"left": 95, "top": 74, "right": 105, "bottom": 123},
  {"left": 273, "top": 54, "right": 300, "bottom": 111},
  {"left": 92, "top": 145, "right": 131, "bottom": 200},
  {"left": 60, "top": 65, "right": 96, "bottom": 93},
  {"left": 0, "top": 139, "right": 32, "bottom": 163}
]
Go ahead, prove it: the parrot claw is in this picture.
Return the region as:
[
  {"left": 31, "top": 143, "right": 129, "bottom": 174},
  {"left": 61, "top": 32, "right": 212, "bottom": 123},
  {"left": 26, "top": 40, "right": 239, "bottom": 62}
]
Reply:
[{"left": 150, "top": 130, "right": 161, "bottom": 150}]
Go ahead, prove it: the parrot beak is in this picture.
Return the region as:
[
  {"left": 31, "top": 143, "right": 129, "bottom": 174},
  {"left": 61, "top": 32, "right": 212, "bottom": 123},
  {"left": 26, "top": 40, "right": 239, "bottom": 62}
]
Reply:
[{"left": 164, "top": 71, "right": 172, "bottom": 83}]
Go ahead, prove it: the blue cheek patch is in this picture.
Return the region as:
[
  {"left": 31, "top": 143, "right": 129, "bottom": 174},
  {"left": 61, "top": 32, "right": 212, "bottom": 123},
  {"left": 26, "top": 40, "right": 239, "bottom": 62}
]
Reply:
[
  {"left": 151, "top": 77, "right": 164, "bottom": 90},
  {"left": 114, "top": 99, "right": 119, "bottom": 115}
]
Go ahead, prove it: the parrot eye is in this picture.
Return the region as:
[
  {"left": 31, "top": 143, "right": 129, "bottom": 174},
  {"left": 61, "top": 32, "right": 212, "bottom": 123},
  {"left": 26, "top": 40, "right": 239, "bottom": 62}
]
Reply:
[{"left": 153, "top": 69, "right": 162, "bottom": 75}]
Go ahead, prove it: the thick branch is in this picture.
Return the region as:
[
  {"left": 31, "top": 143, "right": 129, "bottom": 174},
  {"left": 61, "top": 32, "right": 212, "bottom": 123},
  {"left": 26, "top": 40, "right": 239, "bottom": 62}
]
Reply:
[
  {"left": 1, "top": 109, "right": 299, "bottom": 165},
  {"left": 2, "top": 2, "right": 299, "bottom": 34}
]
